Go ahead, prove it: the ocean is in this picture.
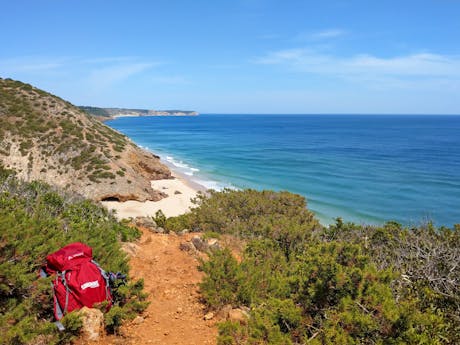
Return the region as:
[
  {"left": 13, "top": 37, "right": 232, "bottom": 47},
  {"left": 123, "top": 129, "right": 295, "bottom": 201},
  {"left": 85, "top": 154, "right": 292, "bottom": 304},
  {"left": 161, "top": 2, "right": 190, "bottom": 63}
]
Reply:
[{"left": 106, "top": 114, "right": 460, "bottom": 227}]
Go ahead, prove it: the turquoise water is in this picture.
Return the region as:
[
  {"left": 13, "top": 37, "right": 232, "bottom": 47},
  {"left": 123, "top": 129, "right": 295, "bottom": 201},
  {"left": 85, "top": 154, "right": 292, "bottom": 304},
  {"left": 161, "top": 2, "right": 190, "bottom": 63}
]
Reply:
[{"left": 106, "top": 115, "right": 460, "bottom": 227}]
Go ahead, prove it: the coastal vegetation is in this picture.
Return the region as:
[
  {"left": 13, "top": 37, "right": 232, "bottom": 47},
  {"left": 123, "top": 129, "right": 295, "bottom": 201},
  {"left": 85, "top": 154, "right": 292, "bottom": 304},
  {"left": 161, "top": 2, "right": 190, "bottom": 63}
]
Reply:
[
  {"left": 166, "top": 189, "right": 460, "bottom": 344},
  {"left": 78, "top": 106, "right": 112, "bottom": 119},
  {"left": 0, "top": 78, "right": 171, "bottom": 202},
  {"left": 0, "top": 166, "right": 147, "bottom": 344},
  {"left": 0, "top": 79, "right": 128, "bottom": 161},
  {"left": 1, "top": 78, "right": 458, "bottom": 344}
]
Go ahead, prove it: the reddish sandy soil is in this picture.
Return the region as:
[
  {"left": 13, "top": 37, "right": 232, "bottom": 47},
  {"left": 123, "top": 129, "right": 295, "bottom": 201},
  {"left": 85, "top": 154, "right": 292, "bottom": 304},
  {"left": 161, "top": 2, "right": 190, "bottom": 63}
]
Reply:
[{"left": 94, "top": 228, "right": 218, "bottom": 345}]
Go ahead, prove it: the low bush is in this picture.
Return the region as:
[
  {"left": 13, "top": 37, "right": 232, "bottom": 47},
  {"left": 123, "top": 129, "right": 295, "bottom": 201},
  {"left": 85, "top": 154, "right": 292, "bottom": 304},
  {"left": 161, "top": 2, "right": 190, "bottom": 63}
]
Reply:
[
  {"left": 167, "top": 188, "right": 320, "bottom": 257},
  {"left": 182, "top": 189, "right": 458, "bottom": 344},
  {"left": 0, "top": 167, "right": 146, "bottom": 344}
]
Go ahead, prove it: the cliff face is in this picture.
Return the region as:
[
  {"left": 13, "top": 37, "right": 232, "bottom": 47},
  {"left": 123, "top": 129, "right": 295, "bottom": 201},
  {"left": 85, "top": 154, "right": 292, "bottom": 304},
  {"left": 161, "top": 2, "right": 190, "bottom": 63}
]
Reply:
[{"left": 0, "top": 78, "right": 172, "bottom": 202}]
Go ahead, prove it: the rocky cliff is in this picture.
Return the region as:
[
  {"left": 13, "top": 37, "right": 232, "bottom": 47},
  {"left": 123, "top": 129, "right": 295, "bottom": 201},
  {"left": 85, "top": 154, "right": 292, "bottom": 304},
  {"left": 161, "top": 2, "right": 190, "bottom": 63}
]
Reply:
[{"left": 0, "top": 78, "right": 172, "bottom": 201}]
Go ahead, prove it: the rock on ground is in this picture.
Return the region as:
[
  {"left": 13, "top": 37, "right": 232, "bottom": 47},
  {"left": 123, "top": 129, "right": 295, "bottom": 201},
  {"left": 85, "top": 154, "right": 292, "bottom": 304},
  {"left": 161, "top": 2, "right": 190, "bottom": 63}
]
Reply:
[
  {"left": 121, "top": 242, "right": 140, "bottom": 257},
  {"left": 134, "top": 216, "right": 157, "bottom": 230},
  {"left": 227, "top": 308, "right": 250, "bottom": 325},
  {"left": 189, "top": 236, "right": 221, "bottom": 253},
  {"left": 77, "top": 307, "right": 104, "bottom": 341}
]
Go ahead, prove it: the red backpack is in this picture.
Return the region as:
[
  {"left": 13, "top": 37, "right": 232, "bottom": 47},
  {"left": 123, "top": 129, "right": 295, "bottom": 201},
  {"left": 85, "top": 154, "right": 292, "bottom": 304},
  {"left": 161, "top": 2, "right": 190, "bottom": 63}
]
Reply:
[{"left": 42, "top": 242, "right": 112, "bottom": 320}]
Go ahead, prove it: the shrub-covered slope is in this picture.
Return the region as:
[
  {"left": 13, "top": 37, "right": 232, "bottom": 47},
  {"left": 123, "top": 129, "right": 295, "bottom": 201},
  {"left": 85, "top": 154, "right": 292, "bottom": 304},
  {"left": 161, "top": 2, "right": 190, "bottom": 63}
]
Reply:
[
  {"left": 0, "top": 167, "right": 148, "bottom": 344},
  {"left": 166, "top": 189, "right": 460, "bottom": 344},
  {"left": 0, "top": 78, "right": 171, "bottom": 202}
]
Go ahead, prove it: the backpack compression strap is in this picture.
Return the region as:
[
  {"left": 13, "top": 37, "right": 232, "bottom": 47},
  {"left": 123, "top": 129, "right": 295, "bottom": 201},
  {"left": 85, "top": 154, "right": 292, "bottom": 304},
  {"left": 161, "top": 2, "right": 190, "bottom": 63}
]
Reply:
[{"left": 91, "top": 260, "right": 112, "bottom": 302}]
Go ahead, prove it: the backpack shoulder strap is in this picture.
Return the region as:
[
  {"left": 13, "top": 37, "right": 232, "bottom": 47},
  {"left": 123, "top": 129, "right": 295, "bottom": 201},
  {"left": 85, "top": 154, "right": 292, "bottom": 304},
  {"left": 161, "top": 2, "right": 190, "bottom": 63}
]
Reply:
[
  {"left": 60, "top": 271, "right": 70, "bottom": 314},
  {"left": 38, "top": 267, "right": 66, "bottom": 331}
]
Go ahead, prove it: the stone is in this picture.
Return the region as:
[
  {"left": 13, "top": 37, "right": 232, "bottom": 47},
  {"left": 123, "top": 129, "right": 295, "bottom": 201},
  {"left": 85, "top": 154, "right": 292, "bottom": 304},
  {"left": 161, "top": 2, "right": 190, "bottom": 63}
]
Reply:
[
  {"left": 204, "top": 312, "right": 215, "bottom": 320},
  {"left": 179, "top": 242, "right": 196, "bottom": 252},
  {"left": 227, "top": 308, "right": 249, "bottom": 325},
  {"left": 179, "top": 229, "right": 190, "bottom": 235},
  {"left": 174, "top": 190, "right": 182, "bottom": 194},
  {"left": 132, "top": 316, "right": 144, "bottom": 324},
  {"left": 134, "top": 216, "right": 157, "bottom": 230},
  {"left": 217, "top": 304, "right": 233, "bottom": 319},
  {"left": 207, "top": 238, "right": 221, "bottom": 252},
  {"left": 121, "top": 242, "right": 140, "bottom": 257},
  {"left": 191, "top": 236, "right": 208, "bottom": 252},
  {"left": 77, "top": 307, "right": 104, "bottom": 341},
  {"left": 155, "top": 227, "right": 165, "bottom": 234}
]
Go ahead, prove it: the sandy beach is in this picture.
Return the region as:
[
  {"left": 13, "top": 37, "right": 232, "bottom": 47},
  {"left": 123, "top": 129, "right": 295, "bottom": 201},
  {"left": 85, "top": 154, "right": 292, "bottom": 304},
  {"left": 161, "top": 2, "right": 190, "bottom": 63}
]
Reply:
[{"left": 102, "top": 173, "right": 206, "bottom": 220}]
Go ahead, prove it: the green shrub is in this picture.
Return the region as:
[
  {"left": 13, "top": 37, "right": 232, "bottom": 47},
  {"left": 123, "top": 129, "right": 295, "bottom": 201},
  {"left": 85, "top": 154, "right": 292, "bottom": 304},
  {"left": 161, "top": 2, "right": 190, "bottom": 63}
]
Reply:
[
  {"left": 185, "top": 188, "right": 456, "bottom": 344},
  {"left": 247, "top": 298, "right": 301, "bottom": 344},
  {"left": 0, "top": 167, "right": 144, "bottom": 344},
  {"left": 237, "top": 239, "right": 291, "bottom": 305},
  {"left": 217, "top": 321, "right": 249, "bottom": 345},
  {"left": 199, "top": 248, "right": 242, "bottom": 309},
  {"left": 104, "top": 306, "right": 125, "bottom": 334},
  {"left": 60, "top": 312, "right": 84, "bottom": 342},
  {"left": 153, "top": 210, "right": 167, "bottom": 228},
  {"left": 167, "top": 189, "right": 319, "bottom": 257},
  {"left": 202, "top": 231, "right": 221, "bottom": 240},
  {"left": 164, "top": 213, "right": 192, "bottom": 233}
]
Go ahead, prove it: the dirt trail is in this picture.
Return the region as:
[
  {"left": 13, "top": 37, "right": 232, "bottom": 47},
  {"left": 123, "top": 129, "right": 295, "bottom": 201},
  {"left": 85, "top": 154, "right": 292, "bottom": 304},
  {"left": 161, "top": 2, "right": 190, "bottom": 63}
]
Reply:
[{"left": 102, "top": 228, "right": 218, "bottom": 345}]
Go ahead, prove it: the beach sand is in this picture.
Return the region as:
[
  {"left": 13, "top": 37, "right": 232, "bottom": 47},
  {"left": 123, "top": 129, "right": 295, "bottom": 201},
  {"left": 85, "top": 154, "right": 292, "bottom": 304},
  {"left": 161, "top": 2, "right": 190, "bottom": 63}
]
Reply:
[{"left": 102, "top": 173, "right": 206, "bottom": 220}]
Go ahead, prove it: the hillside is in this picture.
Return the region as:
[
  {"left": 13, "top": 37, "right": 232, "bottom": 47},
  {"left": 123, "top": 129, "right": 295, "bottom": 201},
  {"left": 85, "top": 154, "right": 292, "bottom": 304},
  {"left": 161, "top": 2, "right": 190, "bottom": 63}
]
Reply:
[
  {"left": 0, "top": 78, "right": 172, "bottom": 202},
  {"left": 79, "top": 106, "right": 199, "bottom": 120}
]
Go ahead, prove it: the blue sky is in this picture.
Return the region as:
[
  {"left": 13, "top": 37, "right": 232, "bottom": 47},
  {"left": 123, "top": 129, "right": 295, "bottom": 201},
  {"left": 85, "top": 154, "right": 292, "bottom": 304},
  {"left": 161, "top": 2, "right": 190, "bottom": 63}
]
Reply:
[{"left": 1, "top": 0, "right": 459, "bottom": 114}]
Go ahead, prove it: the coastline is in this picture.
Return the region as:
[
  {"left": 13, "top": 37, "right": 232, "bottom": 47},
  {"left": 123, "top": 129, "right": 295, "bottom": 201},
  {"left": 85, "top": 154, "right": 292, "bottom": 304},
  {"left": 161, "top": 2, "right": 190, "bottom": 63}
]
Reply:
[
  {"left": 102, "top": 166, "right": 207, "bottom": 220},
  {"left": 104, "top": 115, "right": 460, "bottom": 227},
  {"left": 102, "top": 114, "right": 197, "bottom": 122},
  {"left": 100, "top": 127, "right": 211, "bottom": 220}
]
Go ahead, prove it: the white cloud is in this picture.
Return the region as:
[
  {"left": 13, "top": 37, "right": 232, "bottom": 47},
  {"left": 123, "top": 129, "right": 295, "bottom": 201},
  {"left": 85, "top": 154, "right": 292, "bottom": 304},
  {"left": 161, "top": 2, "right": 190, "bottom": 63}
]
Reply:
[
  {"left": 0, "top": 56, "right": 162, "bottom": 91},
  {"left": 80, "top": 56, "right": 138, "bottom": 65},
  {"left": 295, "top": 29, "right": 347, "bottom": 42},
  {"left": 309, "top": 29, "right": 347, "bottom": 40},
  {"left": 0, "top": 56, "right": 159, "bottom": 76},
  {"left": 255, "top": 49, "right": 460, "bottom": 88},
  {"left": 87, "top": 62, "right": 155, "bottom": 89},
  {"left": 0, "top": 57, "right": 66, "bottom": 73}
]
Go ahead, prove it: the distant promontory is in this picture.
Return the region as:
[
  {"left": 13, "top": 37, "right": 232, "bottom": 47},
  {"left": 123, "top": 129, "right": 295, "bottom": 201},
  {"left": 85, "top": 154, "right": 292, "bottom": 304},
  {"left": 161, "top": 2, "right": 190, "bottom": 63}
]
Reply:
[{"left": 79, "top": 106, "right": 199, "bottom": 121}]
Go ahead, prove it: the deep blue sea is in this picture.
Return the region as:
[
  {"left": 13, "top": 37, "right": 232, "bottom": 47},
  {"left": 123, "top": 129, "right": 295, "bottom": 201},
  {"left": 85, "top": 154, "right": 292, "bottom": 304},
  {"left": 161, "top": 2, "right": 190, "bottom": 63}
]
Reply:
[{"left": 106, "top": 115, "right": 460, "bottom": 227}]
